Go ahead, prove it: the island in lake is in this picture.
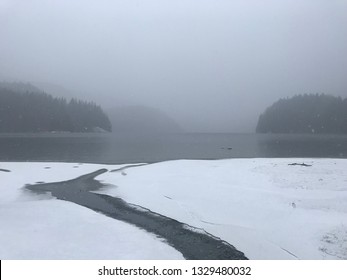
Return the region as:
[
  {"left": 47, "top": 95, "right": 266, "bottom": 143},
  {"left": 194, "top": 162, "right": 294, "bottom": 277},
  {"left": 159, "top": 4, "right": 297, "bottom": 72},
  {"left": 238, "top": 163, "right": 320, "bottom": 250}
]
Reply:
[{"left": 256, "top": 94, "right": 347, "bottom": 134}]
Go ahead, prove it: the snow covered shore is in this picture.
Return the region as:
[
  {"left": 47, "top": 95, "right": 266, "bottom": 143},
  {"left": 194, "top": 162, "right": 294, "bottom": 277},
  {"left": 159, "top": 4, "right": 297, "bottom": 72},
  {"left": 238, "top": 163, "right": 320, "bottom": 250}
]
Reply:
[{"left": 1, "top": 159, "right": 346, "bottom": 259}]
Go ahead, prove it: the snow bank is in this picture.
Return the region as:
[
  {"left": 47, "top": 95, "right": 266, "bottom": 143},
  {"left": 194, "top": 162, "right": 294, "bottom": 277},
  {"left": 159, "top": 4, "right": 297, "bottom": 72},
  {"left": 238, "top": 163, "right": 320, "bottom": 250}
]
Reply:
[
  {"left": 1, "top": 159, "right": 346, "bottom": 259},
  {"left": 96, "top": 158, "right": 347, "bottom": 260},
  {"left": 0, "top": 162, "right": 183, "bottom": 259}
]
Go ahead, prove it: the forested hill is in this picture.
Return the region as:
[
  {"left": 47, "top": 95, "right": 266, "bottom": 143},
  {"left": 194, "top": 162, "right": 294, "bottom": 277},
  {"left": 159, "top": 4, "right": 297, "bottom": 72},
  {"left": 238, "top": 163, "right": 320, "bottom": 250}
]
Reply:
[
  {"left": 0, "top": 84, "right": 111, "bottom": 133},
  {"left": 256, "top": 94, "right": 347, "bottom": 134}
]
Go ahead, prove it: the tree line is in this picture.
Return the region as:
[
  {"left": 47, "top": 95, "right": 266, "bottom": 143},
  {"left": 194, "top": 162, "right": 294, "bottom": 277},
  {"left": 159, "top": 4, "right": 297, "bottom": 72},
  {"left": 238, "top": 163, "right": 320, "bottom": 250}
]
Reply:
[
  {"left": 0, "top": 86, "right": 111, "bottom": 133},
  {"left": 256, "top": 94, "right": 347, "bottom": 134}
]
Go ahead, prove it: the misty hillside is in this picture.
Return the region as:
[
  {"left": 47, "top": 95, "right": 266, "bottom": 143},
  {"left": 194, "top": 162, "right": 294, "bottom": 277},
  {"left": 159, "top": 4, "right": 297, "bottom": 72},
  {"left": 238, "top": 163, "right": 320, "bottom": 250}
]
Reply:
[
  {"left": 256, "top": 94, "right": 347, "bottom": 134},
  {"left": 33, "top": 82, "right": 73, "bottom": 100},
  {"left": 0, "top": 81, "right": 42, "bottom": 94},
  {"left": 0, "top": 82, "right": 111, "bottom": 133},
  {"left": 107, "top": 106, "right": 183, "bottom": 134}
]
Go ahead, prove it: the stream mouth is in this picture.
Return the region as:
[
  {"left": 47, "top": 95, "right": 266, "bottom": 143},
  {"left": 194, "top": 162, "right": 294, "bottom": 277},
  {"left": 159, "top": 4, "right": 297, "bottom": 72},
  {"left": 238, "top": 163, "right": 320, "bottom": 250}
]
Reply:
[{"left": 26, "top": 168, "right": 248, "bottom": 260}]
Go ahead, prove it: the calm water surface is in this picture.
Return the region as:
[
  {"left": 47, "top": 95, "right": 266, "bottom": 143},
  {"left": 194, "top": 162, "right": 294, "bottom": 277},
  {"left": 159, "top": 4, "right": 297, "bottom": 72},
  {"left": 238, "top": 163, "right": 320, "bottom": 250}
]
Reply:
[{"left": 0, "top": 133, "right": 346, "bottom": 164}]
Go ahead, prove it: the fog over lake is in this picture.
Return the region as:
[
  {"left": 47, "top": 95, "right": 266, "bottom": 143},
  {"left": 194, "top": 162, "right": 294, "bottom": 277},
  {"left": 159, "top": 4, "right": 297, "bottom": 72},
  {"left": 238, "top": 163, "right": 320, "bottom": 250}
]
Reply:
[{"left": 1, "top": 0, "right": 346, "bottom": 133}]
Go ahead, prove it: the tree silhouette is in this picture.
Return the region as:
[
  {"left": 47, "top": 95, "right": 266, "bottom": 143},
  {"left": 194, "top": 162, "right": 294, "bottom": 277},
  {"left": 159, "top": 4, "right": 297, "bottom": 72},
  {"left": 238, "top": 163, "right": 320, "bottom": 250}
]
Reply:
[
  {"left": 256, "top": 94, "right": 347, "bottom": 134},
  {"left": 0, "top": 84, "right": 111, "bottom": 133}
]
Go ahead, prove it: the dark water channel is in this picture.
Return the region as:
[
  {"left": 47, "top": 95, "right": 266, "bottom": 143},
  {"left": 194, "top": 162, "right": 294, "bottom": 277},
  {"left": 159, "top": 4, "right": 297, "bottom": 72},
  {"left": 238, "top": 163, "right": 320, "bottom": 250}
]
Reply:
[{"left": 26, "top": 168, "right": 247, "bottom": 260}]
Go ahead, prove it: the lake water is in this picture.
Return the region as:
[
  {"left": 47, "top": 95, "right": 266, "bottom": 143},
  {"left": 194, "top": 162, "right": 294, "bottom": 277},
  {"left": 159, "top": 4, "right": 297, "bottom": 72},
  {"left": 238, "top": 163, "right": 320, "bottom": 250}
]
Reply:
[{"left": 0, "top": 133, "right": 346, "bottom": 164}]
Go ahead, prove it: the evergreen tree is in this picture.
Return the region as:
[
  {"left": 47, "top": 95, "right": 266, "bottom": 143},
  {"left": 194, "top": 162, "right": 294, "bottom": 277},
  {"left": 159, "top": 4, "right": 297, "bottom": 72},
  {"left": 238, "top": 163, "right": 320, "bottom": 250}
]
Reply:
[
  {"left": 256, "top": 94, "right": 347, "bottom": 134},
  {"left": 0, "top": 84, "right": 112, "bottom": 133}
]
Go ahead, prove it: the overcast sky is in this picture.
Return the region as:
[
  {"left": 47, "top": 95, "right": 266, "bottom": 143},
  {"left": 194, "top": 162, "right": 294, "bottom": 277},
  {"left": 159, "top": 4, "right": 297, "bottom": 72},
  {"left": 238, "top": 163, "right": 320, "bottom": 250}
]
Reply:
[{"left": 1, "top": 0, "right": 346, "bottom": 132}]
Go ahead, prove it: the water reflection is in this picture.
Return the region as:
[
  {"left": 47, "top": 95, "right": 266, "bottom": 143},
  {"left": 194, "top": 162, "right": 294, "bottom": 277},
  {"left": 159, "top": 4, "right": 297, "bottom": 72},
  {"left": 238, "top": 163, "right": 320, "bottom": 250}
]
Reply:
[
  {"left": 0, "top": 133, "right": 110, "bottom": 163},
  {"left": 0, "top": 133, "right": 346, "bottom": 164},
  {"left": 256, "top": 134, "right": 347, "bottom": 158}
]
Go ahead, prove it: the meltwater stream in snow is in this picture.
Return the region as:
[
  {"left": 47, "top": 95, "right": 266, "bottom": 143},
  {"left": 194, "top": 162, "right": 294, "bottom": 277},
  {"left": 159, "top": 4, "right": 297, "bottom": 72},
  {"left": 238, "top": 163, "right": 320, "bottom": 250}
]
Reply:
[
  {"left": 25, "top": 167, "right": 247, "bottom": 260},
  {"left": 1, "top": 159, "right": 346, "bottom": 259}
]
